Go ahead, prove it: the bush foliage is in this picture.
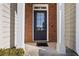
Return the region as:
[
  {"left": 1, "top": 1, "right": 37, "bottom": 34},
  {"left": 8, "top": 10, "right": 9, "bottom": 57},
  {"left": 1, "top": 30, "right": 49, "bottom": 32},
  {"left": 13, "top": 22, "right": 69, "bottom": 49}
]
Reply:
[{"left": 0, "top": 48, "right": 25, "bottom": 56}]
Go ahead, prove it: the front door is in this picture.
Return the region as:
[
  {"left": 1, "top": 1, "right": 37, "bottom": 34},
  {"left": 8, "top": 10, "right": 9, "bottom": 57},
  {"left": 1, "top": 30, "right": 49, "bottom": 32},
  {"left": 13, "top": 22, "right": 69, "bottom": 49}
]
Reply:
[{"left": 34, "top": 11, "right": 47, "bottom": 41}]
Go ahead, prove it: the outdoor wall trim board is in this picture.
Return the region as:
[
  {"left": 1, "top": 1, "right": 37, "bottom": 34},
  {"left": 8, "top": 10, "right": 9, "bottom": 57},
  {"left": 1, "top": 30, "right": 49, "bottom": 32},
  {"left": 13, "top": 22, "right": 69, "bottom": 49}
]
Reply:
[{"left": 76, "top": 3, "right": 79, "bottom": 55}]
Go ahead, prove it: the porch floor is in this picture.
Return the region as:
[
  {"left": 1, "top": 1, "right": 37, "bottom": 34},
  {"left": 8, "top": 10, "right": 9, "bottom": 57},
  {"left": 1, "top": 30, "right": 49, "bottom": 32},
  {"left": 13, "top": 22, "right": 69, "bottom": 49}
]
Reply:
[{"left": 25, "top": 42, "right": 65, "bottom": 56}]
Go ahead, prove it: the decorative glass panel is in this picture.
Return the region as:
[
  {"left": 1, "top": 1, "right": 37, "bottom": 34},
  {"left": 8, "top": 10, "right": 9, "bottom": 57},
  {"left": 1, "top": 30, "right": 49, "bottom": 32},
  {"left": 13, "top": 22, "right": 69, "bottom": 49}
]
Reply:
[{"left": 36, "top": 12, "right": 45, "bottom": 30}]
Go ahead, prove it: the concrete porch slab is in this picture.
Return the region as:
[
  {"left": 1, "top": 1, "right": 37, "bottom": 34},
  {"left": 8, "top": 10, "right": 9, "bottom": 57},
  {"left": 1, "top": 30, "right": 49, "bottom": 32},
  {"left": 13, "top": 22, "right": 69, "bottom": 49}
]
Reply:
[{"left": 25, "top": 42, "right": 58, "bottom": 56}]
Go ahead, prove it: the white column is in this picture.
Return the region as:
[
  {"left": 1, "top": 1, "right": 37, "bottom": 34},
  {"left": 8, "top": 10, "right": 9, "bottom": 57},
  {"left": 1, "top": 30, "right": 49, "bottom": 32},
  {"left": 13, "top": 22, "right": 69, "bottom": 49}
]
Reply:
[
  {"left": 57, "top": 3, "right": 66, "bottom": 54},
  {"left": 76, "top": 3, "right": 79, "bottom": 55},
  {"left": 16, "top": 3, "right": 25, "bottom": 48}
]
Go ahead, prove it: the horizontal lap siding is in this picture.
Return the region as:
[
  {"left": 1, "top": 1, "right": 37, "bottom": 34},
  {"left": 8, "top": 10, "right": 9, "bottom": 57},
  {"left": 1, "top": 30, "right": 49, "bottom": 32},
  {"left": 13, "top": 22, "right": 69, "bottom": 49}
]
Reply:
[
  {"left": 64, "top": 4, "right": 76, "bottom": 50},
  {"left": 0, "top": 4, "right": 10, "bottom": 48}
]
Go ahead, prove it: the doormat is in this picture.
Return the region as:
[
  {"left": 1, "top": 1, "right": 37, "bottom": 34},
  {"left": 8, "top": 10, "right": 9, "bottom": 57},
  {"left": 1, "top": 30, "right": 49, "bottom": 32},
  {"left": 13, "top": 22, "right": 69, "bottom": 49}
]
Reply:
[{"left": 37, "top": 42, "right": 48, "bottom": 46}]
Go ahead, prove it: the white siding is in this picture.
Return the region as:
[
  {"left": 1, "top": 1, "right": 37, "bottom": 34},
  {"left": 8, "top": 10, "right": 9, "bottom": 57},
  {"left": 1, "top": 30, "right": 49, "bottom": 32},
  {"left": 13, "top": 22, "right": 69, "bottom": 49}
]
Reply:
[
  {"left": 64, "top": 4, "right": 76, "bottom": 50},
  {"left": 0, "top": 3, "right": 10, "bottom": 48}
]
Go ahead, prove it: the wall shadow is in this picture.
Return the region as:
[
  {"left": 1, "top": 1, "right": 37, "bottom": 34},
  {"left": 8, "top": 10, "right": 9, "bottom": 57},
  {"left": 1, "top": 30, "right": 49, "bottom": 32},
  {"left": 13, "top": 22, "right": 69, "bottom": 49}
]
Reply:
[{"left": 10, "top": 3, "right": 17, "bottom": 48}]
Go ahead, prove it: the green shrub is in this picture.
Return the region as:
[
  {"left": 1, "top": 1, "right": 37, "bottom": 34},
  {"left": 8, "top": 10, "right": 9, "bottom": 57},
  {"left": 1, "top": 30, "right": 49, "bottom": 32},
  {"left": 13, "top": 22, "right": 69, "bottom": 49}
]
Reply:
[
  {"left": 9, "top": 48, "right": 17, "bottom": 56},
  {"left": 0, "top": 48, "right": 25, "bottom": 56},
  {"left": 16, "top": 48, "right": 25, "bottom": 56},
  {"left": 0, "top": 49, "right": 6, "bottom": 56}
]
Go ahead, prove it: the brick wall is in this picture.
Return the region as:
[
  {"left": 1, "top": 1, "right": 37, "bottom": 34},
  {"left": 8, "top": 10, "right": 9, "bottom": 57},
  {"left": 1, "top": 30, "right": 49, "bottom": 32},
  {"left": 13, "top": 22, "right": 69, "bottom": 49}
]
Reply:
[
  {"left": 49, "top": 4, "right": 57, "bottom": 42},
  {"left": 25, "top": 4, "right": 32, "bottom": 42}
]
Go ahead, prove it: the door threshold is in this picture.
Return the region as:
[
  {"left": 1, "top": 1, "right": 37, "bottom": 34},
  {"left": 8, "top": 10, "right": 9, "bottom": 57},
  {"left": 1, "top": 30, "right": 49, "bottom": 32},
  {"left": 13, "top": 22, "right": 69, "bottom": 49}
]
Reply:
[{"left": 34, "top": 40, "right": 47, "bottom": 43}]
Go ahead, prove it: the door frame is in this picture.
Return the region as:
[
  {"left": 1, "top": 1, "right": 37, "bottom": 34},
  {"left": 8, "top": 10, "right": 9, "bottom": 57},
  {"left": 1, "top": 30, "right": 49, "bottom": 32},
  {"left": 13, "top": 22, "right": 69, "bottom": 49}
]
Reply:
[{"left": 32, "top": 4, "right": 49, "bottom": 42}]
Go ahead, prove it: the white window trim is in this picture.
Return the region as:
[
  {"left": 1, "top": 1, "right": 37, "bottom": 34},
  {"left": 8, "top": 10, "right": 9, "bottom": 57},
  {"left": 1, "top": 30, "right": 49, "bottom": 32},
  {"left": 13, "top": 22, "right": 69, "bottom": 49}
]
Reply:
[{"left": 32, "top": 4, "right": 49, "bottom": 42}]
